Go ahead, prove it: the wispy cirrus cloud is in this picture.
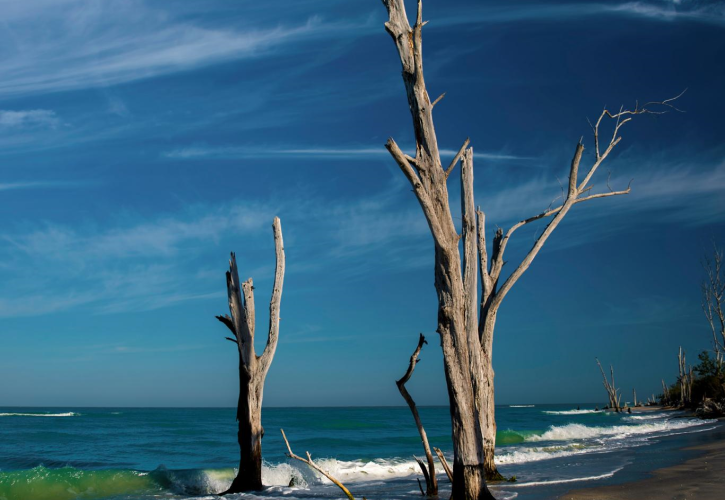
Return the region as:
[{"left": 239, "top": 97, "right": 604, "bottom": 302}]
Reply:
[
  {"left": 0, "top": 0, "right": 371, "bottom": 98},
  {"left": 2, "top": 0, "right": 718, "bottom": 102},
  {"left": 426, "top": 1, "right": 725, "bottom": 29},
  {"left": 0, "top": 145, "right": 722, "bottom": 318},
  {"left": 610, "top": 1, "right": 725, "bottom": 25},
  {"left": 0, "top": 110, "right": 59, "bottom": 128},
  {"left": 162, "top": 144, "right": 532, "bottom": 162},
  {"left": 0, "top": 180, "right": 96, "bottom": 191}
]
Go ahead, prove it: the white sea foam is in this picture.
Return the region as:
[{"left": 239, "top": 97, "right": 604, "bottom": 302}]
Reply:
[
  {"left": 510, "top": 467, "right": 623, "bottom": 487},
  {"left": 509, "top": 405, "right": 535, "bottom": 408},
  {"left": 543, "top": 409, "right": 602, "bottom": 415},
  {"left": 0, "top": 412, "right": 79, "bottom": 417},
  {"left": 260, "top": 458, "right": 433, "bottom": 487},
  {"left": 625, "top": 413, "right": 667, "bottom": 420},
  {"left": 495, "top": 443, "right": 603, "bottom": 465},
  {"left": 527, "top": 418, "right": 708, "bottom": 442}
]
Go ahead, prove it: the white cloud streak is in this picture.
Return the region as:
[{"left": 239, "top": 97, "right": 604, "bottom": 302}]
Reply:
[
  {"left": 0, "top": 110, "right": 59, "bottom": 128},
  {"left": 1, "top": 1, "right": 719, "bottom": 101},
  {"left": 0, "top": 147, "right": 722, "bottom": 318},
  {"left": 162, "top": 145, "right": 532, "bottom": 162},
  {"left": 0, "top": 0, "right": 362, "bottom": 98}
]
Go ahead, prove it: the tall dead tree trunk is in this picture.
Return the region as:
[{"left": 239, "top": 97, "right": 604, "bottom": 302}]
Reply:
[
  {"left": 380, "top": 0, "right": 682, "bottom": 494},
  {"left": 396, "top": 334, "right": 438, "bottom": 496},
  {"left": 216, "top": 217, "right": 285, "bottom": 494},
  {"left": 702, "top": 245, "right": 725, "bottom": 355},
  {"left": 678, "top": 346, "right": 690, "bottom": 407}
]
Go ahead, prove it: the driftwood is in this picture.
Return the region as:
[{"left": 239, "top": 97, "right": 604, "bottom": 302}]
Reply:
[
  {"left": 396, "top": 334, "right": 437, "bottom": 496},
  {"left": 217, "top": 217, "right": 285, "bottom": 494},
  {"left": 380, "top": 0, "right": 682, "bottom": 495},
  {"left": 596, "top": 359, "right": 621, "bottom": 411},
  {"left": 280, "top": 429, "right": 356, "bottom": 500}
]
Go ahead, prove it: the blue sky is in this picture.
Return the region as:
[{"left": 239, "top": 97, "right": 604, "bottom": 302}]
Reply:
[{"left": 0, "top": 0, "right": 723, "bottom": 407}]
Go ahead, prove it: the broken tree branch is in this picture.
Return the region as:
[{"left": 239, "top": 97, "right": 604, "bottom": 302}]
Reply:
[
  {"left": 434, "top": 448, "right": 454, "bottom": 484},
  {"left": 281, "top": 429, "right": 356, "bottom": 500},
  {"left": 396, "top": 334, "right": 437, "bottom": 496}
]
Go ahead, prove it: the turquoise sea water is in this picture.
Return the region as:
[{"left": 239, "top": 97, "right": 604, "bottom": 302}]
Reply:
[{"left": 0, "top": 405, "right": 720, "bottom": 500}]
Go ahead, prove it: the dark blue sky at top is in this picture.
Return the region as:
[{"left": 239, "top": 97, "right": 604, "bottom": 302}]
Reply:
[{"left": 0, "top": 0, "right": 723, "bottom": 407}]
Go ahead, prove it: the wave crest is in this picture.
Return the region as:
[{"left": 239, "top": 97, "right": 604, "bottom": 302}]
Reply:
[
  {"left": 0, "top": 412, "right": 79, "bottom": 417},
  {"left": 527, "top": 418, "right": 708, "bottom": 442}
]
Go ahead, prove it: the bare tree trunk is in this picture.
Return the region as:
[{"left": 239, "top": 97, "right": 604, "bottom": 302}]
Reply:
[
  {"left": 396, "top": 334, "right": 438, "bottom": 496},
  {"left": 679, "top": 346, "right": 688, "bottom": 407},
  {"left": 379, "top": 2, "right": 681, "bottom": 495},
  {"left": 216, "top": 217, "right": 285, "bottom": 494}
]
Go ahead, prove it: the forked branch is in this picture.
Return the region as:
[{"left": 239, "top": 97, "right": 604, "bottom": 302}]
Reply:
[
  {"left": 488, "top": 92, "right": 684, "bottom": 307},
  {"left": 281, "top": 429, "right": 356, "bottom": 500}
]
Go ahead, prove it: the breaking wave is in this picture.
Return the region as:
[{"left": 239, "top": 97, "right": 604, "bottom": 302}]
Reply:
[
  {"left": 527, "top": 418, "right": 710, "bottom": 442},
  {"left": 0, "top": 412, "right": 79, "bottom": 417},
  {"left": 543, "top": 409, "right": 603, "bottom": 415},
  {"left": 510, "top": 467, "right": 624, "bottom": 487}
]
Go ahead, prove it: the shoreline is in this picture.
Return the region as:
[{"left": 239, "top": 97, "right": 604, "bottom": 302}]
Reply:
[{"left": 559, "top": 424, "right": 725, "bottom": 500}]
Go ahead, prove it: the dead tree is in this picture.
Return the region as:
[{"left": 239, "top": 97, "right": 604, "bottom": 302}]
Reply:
[
  {"left": 702, "top": 245, "right": 725, "bottom": 355},
  {"left": 280, "top": 429, "right": 356, "bottom": 500},
  {"left": 396, "top": 334, "right": 438, "bottom": 496},
  {"left": 678, "top": 346, "right": 693, "bottom": 407},
  {"left": 380, "top": 0, "right": 681, "bottom": 494},
  {"left": 216, "top": 217, "right": 285, "bottom": 494},
  {"left": 597, "top": 359, "right": 621, "bottom": 411},
  {"left": 661, "top": 379, "right": 671, "bottom": 406}
]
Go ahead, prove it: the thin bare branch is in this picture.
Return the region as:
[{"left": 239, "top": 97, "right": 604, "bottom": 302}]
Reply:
[
  {"left": 431, "top": 92, "right": 446, "bottom": 108},
  {"left": 259, "top": 217, "right": 285, "bottom": 374},
  {"left": 397, "top": 334, "right": 437, "bottom": 496},
  {"left": 216, "top": 314, "right": 237, "bottom": 337},
  {"left": 445, "top": 138, "right": 471, "bottom": 179},
  {"left": 434, "top": 448, "right": 454, "bottom": 484},
  {"left": 281, "top": 429, "right": 356, "bottom": 500}
]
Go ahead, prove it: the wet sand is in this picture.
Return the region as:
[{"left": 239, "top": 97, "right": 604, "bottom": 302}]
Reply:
[{"left": 560, "top": 432, "right": 725, "bottom": 500}]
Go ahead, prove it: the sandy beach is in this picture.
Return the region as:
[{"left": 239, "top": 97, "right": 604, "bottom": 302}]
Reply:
[{"left": 560, "top": 427, "right": 725, "bottom": 500}]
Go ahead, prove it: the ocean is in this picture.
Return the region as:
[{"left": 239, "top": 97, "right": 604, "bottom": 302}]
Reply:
[{"left": 0, "top": 405, "right": 721, "bottom": 500}]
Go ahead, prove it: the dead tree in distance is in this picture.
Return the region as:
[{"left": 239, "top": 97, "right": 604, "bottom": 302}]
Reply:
[
  {"left": 597, "top": 359, "right": 621, "bottom": 411},
  {"left": 702, "top": 245, "right": 725, "bottom": 355},
  {"left": 661, "top": 379, "right": 671, "bottom": 406},
  {"left": 380, "top": 0, "right": 681, "bottom": 494},
  {"left": 678, "top": 346, "right": 692, "bottom": 407},
  {"left": 216, "top": 217, "right": 285, "bottom": 494},
  {"left": 396, "top": 334, "right": 437, "bottom": 496}
]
